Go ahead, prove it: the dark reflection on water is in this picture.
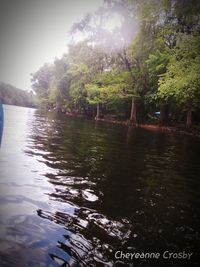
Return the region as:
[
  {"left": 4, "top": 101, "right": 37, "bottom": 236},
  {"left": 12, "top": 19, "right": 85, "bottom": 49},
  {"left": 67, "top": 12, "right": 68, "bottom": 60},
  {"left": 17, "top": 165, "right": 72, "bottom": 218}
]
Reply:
[{"left": 0, "top": 105, "right": 200, "bottom": 267}]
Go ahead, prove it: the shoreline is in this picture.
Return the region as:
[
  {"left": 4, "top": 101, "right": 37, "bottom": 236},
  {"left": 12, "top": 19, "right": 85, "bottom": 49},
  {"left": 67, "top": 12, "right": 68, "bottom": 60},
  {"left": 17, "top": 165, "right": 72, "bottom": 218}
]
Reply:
[
  {"left": 72, "top": 115, "right": 200, "bottom": 138},
  {"left": 96, "top": 118, "right": 200, "bottom": 138},
  {"left": 49, "top": 110, "right": 200, "bottom": 138},
  {"left": 97, "top": 119, "right": 200, "bottom": 138}
]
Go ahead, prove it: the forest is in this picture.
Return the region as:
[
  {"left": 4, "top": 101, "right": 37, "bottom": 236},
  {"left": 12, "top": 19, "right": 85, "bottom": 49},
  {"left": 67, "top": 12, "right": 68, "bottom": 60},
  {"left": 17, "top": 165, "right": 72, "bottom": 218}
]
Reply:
[
  {"left": 31, "top": 0, "right": 200, "bottom": 129},
  {"left": 0, "top": 82, "right": 36, "bottom": 108}
]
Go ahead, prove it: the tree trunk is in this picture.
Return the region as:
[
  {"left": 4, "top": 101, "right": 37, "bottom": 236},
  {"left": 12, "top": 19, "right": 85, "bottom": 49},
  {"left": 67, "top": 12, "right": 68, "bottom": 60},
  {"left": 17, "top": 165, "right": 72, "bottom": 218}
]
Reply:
[
  {"left": 186, "top": 106, "right": 192, "bottom": 129},
  {"left": 159, "top": 103, "right": 169, "bottom": 125},
  {"left": 129, "top": 97, "right": 137, "bottom": 125},
  {"left": 95, "top": 103, "right": 100, "bottom": 120}
]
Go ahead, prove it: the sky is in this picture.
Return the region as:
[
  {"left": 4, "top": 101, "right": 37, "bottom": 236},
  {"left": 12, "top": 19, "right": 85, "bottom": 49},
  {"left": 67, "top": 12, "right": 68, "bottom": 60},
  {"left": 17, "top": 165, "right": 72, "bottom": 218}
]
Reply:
[{"left": 0, "top": 0, "right": 103, "bottom": 91}]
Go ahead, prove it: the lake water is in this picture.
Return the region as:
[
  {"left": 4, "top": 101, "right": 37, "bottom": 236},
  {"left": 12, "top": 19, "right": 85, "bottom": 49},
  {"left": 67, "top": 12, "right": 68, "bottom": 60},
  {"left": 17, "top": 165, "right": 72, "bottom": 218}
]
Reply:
[{"left": 0, "top": 105, "right": 200, "bottom": 267}]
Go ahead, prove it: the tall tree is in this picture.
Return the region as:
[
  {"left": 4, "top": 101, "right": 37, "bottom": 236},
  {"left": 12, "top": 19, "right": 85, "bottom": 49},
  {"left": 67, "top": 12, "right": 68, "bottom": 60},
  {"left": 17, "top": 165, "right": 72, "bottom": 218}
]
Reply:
[
  {"left": 157, "top": 34, "right": 200, "bottom": 129},
  {"left": 31, "top": 63, "right": 53, "bottom": 108}
]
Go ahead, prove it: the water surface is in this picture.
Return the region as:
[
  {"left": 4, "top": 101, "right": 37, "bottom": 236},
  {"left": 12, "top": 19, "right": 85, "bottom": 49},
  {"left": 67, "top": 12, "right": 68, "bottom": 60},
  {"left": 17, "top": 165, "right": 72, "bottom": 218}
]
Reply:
[{"left": 0, "top": 105, "right": 200, "bottom": 266}]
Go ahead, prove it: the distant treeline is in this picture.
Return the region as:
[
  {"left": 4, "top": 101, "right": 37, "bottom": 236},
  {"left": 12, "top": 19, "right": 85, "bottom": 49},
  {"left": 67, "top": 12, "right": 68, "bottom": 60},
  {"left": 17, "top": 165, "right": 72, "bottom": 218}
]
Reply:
[{"left": 0, "top": 82, "right": 36, "bottom": 108}]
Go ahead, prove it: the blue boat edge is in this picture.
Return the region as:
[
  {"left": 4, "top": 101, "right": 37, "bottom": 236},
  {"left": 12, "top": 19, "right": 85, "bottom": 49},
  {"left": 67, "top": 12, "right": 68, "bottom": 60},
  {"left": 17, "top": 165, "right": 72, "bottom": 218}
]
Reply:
[{"left": 0, "top": 99, "right": 4, "bottom": 145}]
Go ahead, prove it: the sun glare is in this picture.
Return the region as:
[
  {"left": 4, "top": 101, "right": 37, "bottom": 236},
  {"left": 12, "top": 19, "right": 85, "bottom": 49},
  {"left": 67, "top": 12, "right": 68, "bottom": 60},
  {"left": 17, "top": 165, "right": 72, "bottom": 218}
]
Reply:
[{"left": 105, "top": 13, "right": 122, "bottom": 31}]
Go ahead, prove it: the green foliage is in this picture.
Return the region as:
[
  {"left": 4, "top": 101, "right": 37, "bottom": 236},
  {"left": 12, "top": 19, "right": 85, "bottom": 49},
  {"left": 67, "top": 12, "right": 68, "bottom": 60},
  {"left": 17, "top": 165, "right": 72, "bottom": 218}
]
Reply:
[
  {"left": 31, "top": 63, "right": 53, "bottom": 99},
  {"left": 158, "top": 35, "right": 200, "bottom": 109},
  {"left": 86, "top": 70, "right": 134, "bottom": 106}
]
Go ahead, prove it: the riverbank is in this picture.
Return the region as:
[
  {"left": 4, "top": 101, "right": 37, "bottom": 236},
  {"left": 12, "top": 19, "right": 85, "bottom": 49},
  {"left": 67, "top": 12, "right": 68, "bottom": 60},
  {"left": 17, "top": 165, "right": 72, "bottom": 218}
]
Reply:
[
  {"left": 48, "top": 110, "right": 200, "bottom": 138},
  {"left": 139, "top": 123, "right": 200, "bottom": 137},
  {"left": 95, "top": 117, "right": 200, "bottom": 138}
]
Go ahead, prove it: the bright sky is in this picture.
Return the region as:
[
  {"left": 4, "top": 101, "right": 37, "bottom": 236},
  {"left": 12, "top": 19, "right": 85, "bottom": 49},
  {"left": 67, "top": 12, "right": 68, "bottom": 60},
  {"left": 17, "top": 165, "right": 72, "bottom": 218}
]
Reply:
[{"left": 0, "top": 0, "right": 104, "bottom": 91}]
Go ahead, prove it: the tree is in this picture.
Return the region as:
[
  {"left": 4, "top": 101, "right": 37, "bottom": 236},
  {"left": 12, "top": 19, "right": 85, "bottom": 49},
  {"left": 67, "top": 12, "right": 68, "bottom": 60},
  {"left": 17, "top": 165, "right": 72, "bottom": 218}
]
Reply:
[
  {"left": 157, "top": 34, "right": 200, "bottom": 129},
  {"left": 70, "top": 0, "right": 140, "bottom": 123},
  {"left": 31, "top": 63, "right": 54, "bottom": 108},
  {"left": 86, "top": 70, "right": 132, "bottom": 119}
]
